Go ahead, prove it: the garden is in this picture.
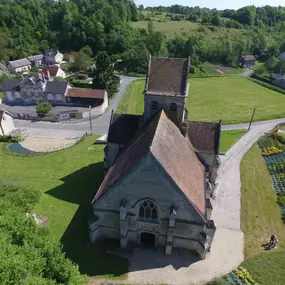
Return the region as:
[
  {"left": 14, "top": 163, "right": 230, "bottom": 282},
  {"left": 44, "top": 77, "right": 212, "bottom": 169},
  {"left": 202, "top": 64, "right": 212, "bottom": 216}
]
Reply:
[
  {"left": 117, "top": 77, "right": 285, "bottom": 124},
  {"left": 258, "top": 132, "right": 285, "bottom": 219}
]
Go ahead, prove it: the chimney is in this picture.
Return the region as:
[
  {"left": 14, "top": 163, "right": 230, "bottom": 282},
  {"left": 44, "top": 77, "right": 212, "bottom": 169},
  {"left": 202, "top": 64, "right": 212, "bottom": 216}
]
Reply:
[{"left": 46, "top": 69, "right": 50, "bottom": 81}]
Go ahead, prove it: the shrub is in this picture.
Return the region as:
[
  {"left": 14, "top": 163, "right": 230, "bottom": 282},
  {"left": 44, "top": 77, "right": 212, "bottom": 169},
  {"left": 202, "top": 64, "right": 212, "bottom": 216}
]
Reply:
[
  {"left": 277, "top": 194, "right": 285, "bottom": 206},
  {"left": 0, "top": 135, "right": 22, "bottom": 143},
  {"left": 36, "top": 102, "right": 52, "bottom": 117},
  {"left": 249, "top": 78, "right": 285, "bottom": 96},
  {"left": 262, "top": 146, "right": 282, "bottom": 156}
]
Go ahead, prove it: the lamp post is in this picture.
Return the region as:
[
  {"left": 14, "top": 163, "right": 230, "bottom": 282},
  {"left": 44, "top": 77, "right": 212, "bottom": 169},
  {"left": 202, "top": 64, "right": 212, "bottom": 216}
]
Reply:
[
  {"left": 89, "top": 106, "right": 92, "bottom": 132},
  {"left": 248, "top": 107, "right": 256, "bottom": 131}
]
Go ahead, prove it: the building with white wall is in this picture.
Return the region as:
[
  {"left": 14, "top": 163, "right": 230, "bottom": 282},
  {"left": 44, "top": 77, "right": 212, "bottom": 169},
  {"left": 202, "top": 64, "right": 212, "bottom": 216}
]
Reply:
[{"left": 0, "top": 110, "right": 15, "bottom": 135}]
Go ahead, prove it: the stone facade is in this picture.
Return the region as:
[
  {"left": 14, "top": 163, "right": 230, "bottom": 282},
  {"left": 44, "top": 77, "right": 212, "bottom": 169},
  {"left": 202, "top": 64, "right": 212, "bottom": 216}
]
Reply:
[{"left": 90, "top": 152, "right": 215, "bottom": 259}]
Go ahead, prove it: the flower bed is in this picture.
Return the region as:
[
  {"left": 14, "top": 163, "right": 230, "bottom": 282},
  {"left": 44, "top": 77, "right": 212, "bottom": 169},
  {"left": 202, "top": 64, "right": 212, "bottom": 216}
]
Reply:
[{"left": 258, "top": 135, "right": 285, "bottom": 219}]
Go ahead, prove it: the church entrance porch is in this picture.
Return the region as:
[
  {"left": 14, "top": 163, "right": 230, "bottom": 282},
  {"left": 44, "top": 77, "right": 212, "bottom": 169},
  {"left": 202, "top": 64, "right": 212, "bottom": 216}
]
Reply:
[{"left": 141, "top": 232, "right": 155, "bottom": 247}]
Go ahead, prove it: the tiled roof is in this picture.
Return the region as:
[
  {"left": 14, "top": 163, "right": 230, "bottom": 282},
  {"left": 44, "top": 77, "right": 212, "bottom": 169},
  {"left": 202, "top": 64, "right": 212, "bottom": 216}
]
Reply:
[
  {"left": 145, "top": 57, "right": 190, "bottom": 96},
  {"left": 66, "top": 89, "right": 105, "bottom": 99},
  {"left": 2, "top": 78, "right": 21, "bottom": 91},
  {"left": 22, "top": 72, "right": 46, "bottom": 85},
  {"left": 9, "top": 58, "right": 31, "bottom": 68},
  {"left": 27, "top": 54, "right": 43, "bottom": 62},
  {"left": 45, "top": 81, "right": 69, "bottom": 94},
  {"left": 185, "top": 120, "right": 221, "bottom": 154},
  {"left": 107, "top": 113, "right": 142, "bottom": 144},
  {"left": 42, "top": 66, "right": 60, "bottom": 77},
  {"left": 242, "top": 55, "right": 256, "bottom": 60},
  {"left": 94, "top": 109, "right": 206, "bottom": 216}
]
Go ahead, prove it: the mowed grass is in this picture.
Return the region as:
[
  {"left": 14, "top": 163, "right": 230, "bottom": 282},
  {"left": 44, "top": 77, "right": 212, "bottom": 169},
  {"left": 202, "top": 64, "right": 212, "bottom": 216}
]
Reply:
[
  {"left": 0, "top": 137, "right": 128, "bottom": 278},
  {"left": 219, "top": 130, "right": 247, "bottom": 152},
  {"left": 132, "top": 20, "right": 242, "bottom": 39},
  {"left": 117, "top": 77, "right": 285, "bottom": 124},
  {"left": 240, "top": 144, "right": 285, "bottom": 284},
  {"left": 116, "top": 78, "right": 144, "bottom": 114}
]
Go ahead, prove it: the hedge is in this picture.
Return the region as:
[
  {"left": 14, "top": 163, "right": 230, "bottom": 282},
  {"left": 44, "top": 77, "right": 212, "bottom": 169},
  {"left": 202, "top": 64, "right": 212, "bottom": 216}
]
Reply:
[{"left": 248, "top": 78, "right": 285, "bottom": 95}]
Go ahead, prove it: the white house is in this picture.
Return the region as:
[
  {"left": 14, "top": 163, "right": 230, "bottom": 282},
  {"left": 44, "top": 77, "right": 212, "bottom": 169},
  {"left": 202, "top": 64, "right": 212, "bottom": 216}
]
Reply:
[
  {"left": 0, "top": 110, "right": 15, "bottom": 135},
  {"left": 8, "top": 59, "right": 31, "bottom": 74},
  {"left": 44, "top": 50, "right": 63, "bottom": 65}
]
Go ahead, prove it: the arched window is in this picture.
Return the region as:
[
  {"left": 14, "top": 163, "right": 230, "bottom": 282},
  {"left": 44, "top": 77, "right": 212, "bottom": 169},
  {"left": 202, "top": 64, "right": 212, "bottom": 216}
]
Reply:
[
  {"left": 170, "top": 103, "right": 177, "bottom": 112},
  {"left": 139, "top": 200, "right": 158, "bottom": 220},
  {"left": 151, "top": 101, "right": 158, "bottom": 110}
]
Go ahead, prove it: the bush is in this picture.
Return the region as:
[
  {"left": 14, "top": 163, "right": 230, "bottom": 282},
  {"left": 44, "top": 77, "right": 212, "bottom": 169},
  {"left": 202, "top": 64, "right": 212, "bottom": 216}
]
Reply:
[
  {"left": 0, "top": 135, "right": 22, "bottom": 143},
  {"left": 277, "top": 195, "right": 285, "bottom": 206},
  {"left": 249, "top": 78, "right": 285, "bottom": 96},
  {"left": 36, "top": 102, "right": 52, "bottom": 117}
]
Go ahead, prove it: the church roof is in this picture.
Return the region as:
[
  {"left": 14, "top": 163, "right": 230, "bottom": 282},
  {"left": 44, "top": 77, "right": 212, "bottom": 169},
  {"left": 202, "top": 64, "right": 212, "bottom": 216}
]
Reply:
[
  {"left": 94, "top": 109, "right": 206, "bottom": 216},
  {"left": 107, "top": 113, "right": 142, "bottom": 144},
  {"left": 144, "top": 57, "right": 190, "bottom": 96},
  {"left": 185, "top": 120, "right": 221, "bottom": 154}
]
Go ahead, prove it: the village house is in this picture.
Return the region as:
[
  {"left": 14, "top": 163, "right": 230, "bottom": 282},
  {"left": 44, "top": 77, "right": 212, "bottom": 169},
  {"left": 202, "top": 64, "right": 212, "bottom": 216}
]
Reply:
[
  {"left": 238, "top": 55, "right": 256, "bottom": 67},
  {"left": 43, "top": 50, "right": 63, "bottom": 65},
  {"left": 2, "top": 72, "right": 108, "bottom": 112},
  {"left": 89, "top": 57, "right": 220, "bottom": 259},
  {"left": 27, "top": 54, "right": 44, "bottom": 66},
  {"left": 42, "top": 66, "right": 66, "bottom": 80},
  {"left": 2, "top": 72, "right": 71, "bottom": 104},
  {"left": 0, "top": 63, "right": 8, "bottom": 75},
  {"left": 0, "top": 110, "right": 15, "bottom": 135},
  {"left": 8, "top": 58, "right": 31, "bottom": 74}
]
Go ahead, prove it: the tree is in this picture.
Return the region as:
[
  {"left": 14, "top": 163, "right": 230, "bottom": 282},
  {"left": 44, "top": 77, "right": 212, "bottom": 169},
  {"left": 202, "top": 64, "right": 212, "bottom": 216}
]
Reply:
[
  {"left": 72, "top": 50, "right": 91, "bottom": 71},
  {"left": 211, "top": 14, "right": 222, "bottom": 26},
  {"left": 36, "top": 102, "right": 52, "bottom": 117},
  {"left": 54, "top": 76, "right": 66, "bottom": 82},
  {"left": 0, "top": 181, "right": 87, "bottom": 284},
  {"left": 80, "top": 45, "right": 93, "bottom": 57}
]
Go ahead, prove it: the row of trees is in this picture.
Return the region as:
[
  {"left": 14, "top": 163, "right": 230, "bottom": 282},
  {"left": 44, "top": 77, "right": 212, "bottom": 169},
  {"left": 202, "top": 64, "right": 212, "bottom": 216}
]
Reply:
[
  {"left": 145, "top": 5, "right": 285, "bottom": 28},
  {"left": 0, "top": 181, "right": 86, "bottom": 284}
]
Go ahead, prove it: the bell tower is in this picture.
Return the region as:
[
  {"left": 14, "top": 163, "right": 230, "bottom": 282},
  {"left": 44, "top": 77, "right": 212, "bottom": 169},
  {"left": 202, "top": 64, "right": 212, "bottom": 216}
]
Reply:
[{"left": 143, "top": 56, "right": 190, "bottom": 123}]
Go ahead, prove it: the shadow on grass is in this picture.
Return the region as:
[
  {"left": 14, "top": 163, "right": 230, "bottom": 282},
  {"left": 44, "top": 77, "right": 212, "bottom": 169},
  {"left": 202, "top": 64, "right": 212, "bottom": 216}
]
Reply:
[{"left": 46, "top": 162, "right": 128, "bottom": 278}]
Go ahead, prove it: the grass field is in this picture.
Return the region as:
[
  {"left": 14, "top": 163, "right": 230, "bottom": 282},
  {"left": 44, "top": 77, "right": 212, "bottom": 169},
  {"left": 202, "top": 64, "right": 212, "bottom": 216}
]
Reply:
[
  {"left": 117, "top": 77, "right": 285, "bottom": 124},
  {"left": 0, "top": 138, "right": 127, "bottom": 278},
  {"left": 132, "top": 20, "right": 242, "bottom": 39},
  {"left": 240, "top": 144, "right": 285, "bottom": 284},
  {"left": 220, "top": 130, "right": 247, "bottom": 152}
]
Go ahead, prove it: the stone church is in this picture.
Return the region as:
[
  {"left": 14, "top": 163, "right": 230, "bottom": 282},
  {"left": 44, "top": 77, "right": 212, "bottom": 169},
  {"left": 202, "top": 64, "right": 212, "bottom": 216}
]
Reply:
[{"left": 89, "top": 56, "right": 221, "bottom": 259}]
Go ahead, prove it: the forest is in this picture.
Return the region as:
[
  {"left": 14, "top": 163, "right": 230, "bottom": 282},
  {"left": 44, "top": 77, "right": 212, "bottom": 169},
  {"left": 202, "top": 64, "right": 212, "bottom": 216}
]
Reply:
[{"left": 1, "top": 1, "right": 285, "bottom": 73}]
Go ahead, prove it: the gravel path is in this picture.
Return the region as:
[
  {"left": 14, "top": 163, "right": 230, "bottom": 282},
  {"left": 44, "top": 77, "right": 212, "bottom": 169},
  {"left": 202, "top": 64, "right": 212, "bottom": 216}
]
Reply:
[
  {"left": 122, "top": 119, "right": 285, "bottom": 285},
  {"left": 20, "top": 137, "right": 78, "bottom": 152}
]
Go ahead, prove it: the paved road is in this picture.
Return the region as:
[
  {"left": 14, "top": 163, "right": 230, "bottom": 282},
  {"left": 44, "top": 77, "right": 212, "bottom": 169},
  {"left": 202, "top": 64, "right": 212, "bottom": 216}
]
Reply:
[{"left": 11, "top": 75, "right": 137, "bottom": 137}]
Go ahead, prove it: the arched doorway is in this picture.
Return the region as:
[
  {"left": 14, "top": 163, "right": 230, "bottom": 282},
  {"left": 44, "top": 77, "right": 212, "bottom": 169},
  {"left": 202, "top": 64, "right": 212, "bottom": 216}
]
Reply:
[{"left": 141, "top": 232, "right": 155, "bottom": 246}]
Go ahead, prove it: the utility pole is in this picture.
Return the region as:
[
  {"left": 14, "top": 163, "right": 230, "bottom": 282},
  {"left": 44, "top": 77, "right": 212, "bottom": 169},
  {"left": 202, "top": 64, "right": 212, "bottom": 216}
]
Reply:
[
  {"left": 248, "top": 107, "right": 256, "bottom": 131},
  {"left": 89, "top": 106, "right": 92, "bottom": 133}
]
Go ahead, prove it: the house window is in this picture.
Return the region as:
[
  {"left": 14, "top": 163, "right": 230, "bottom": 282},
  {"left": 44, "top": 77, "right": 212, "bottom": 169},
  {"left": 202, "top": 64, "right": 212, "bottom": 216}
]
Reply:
[
  {"left": 151, "top": 101, "right": 158, "bottom": 110},
  {"left": 170, "top": 103, "right": 177, "bottom": 112},
  {"left": 139, "top": 200, "right": 158, "bottom": 220}
]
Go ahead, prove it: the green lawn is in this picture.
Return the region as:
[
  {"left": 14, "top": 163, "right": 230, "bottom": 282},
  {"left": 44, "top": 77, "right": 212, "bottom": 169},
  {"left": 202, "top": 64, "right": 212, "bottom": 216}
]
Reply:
[
  {"left": 116, "top": 78, "right": 144, "bottom": 114},
  {"left": 240, "top": 144, "right": 285, "bottom": 284},
  {"left": 117, "top": 77, "right": 285, "bottom": 124},
  {"left": 0, "top": 137, "right": 127, "bottom": 278},
  {"left": 220, "top": 130, "right": 247, "bottom": 152}
]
